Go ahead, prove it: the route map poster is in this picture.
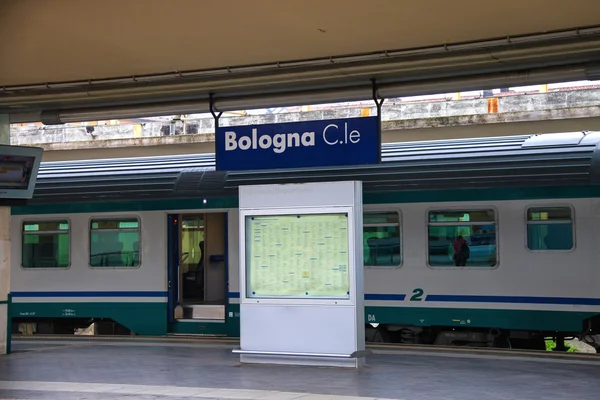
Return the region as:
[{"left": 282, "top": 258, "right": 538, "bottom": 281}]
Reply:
[{"left": 245, "top": 213, "right": 350, "bottom": 299}]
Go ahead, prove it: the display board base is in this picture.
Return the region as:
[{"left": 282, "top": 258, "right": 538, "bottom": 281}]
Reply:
[{"left": 233, "top": 348, "right": 369, "bottom": 368}]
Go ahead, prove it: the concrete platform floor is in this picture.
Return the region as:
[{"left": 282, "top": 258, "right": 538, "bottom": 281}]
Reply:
[{"left": 0, "top": 338, "right": 599, "bottom": 400}]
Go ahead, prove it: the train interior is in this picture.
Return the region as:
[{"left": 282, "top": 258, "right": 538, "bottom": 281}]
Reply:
[{"left": 167, "top": 212, "right": 227, "bottom": 325}]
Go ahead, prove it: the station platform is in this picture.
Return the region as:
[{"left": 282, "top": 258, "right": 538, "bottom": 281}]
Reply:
[{"left": 0, "top": 337, "right": 599, "bottom": 400}]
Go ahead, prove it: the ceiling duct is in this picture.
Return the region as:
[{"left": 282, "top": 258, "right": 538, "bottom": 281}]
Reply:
[
  {"left": 22, "top": 63, "right": 599, "bottom": 125},
  {"left": 4, "top": 26, "right": 600, "bottom": 124}
]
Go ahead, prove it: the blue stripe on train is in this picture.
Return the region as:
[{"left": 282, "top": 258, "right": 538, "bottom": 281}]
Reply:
[
  {"left": 228, "top": 292, "right": 600, "bottom": 305},
  {"left": 365, "top": 294, "right": 407, "bottom": 301},
  {"left": 13, "top": 291, "right": 600, "bottom": 306},
  {"left": 11, "top": 291, "right": 168, "bottom": 298},
  {"left": 425, "top": 294, "right": 600, "bottom": 306},
  {"left": 227, "top": 292, "right": 600, "bottom": 306}
]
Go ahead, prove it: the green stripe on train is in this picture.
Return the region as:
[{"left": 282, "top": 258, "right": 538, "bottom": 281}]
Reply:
[
  {"left": 364, "top": 306, "right": 596, "bottom": 332},
  {"left": 12, "top": 185, "right": 600, "bottom": 215},
  {"left": 12, "top": 197, "right": 239, "bottom": 215},
  {"left": 11, "top": 302, "right": 169, "bottom": 336},
  {"left": 11, "top": 302, "right": 596, "bottom": 336},
  {"left": 11, "top": 301, "right": 230, "bottom": 336}
]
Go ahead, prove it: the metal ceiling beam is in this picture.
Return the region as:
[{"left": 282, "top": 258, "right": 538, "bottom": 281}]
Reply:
[
  {"left": 4, "top": 26, "right": 600, "bottom": 124},
  {"left": 16, "top": 63, "right": 598, "bottom": 125}
]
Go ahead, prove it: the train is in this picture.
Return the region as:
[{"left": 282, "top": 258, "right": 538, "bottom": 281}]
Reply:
[{"left": 9, "top": 131, "right": 600, "bottom": 351}]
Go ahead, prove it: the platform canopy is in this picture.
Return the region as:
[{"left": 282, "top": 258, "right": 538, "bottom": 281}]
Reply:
[{"left": 2, "top": 0, "right": 600, "bottom": 123}]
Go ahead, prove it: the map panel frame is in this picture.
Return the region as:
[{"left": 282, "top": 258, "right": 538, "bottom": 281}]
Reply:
[{"left": 242, "top": 208, "right": 354, "bottom": 302}]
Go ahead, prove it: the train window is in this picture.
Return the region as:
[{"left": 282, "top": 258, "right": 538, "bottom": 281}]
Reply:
[
  {"left": 89, "top": 218, "right": 140, "bottom": 267},
  {"left": 21, "top": 220, "right": 70, "bottom": 268},
  {"left": 427, "top": 209, "right": 497, "bottom": 267},
  {"left": 363, "top": 212, "right": 401, "bottom": 267},
  {"left": 526, "top": 207, "right": 573, "bottom": 251}
]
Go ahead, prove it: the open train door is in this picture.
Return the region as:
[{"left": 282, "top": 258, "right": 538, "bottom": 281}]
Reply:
[{"left": 166, "top": 212, "right": 227, "bottom": 326}]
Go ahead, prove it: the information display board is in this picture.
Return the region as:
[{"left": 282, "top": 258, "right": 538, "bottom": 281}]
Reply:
[
  {"left": 236, "top": 181, "right": 365, "bottom": 368},
  {"left": 245, "top": 213, "right": 350, "bottom": 299},
  {"left": 0, "top": 145, "right": 43, "bottom": 199}
]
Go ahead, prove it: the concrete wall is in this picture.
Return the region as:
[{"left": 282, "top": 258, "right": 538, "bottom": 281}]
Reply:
[{"left": 10, "top": 88, "right": 600, "bottom": 161}]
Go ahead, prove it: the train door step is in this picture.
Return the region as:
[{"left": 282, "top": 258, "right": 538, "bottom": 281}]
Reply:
[
  {"left": 181, "top": 304, "right": 224, "bottom": 320},
  {"left": 168, "top": 307, "right": 228, "bottom": 336}
]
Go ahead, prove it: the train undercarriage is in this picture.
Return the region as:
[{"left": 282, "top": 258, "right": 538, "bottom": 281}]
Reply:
[
  {"left": 11, "top": 315, "right": 600, "bottom": 354},
  {"left": 365, "top": 316, "right": 600, "bottom": 353}
]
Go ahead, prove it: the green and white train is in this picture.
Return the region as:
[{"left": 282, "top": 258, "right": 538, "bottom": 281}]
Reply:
[{"left": 9, "top": 132, "right": 600, "bottom": 350}]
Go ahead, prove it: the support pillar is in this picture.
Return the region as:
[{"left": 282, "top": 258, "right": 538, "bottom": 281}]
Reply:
[{"left": 0, "top": 114, "right": 10, "bottom": 355}]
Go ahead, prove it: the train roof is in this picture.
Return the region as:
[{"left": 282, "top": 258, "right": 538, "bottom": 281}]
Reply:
[{"left": 30, "top": 131, "right": 600, "bottom": 204}]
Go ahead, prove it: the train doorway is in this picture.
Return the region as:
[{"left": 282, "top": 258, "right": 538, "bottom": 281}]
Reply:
[{"left": 167, "top": 213, "right": 227, "bottom": 323}]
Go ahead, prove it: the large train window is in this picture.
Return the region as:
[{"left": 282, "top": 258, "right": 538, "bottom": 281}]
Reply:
[
  {"left": 21, "top": 220, "right": 70, "bottom": 268},
  {"left": 526, "top": 207, "right": 574, "bottom": 251},
  {"left": 363, "top": 212, "right": 402, "bottom": 267},
  {"left": 90, "top": 218, "right": 140, "bottom": 267},
  {"left": 427, "top": 209, "right": 497, "bottom": 268}
]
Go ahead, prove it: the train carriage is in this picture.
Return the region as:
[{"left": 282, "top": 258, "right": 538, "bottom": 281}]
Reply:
[{"left": 9, "top": 131, "right": 600, "bottom": 351}]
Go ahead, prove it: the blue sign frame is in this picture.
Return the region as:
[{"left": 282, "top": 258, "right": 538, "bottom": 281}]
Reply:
[{"left": 215, "top": 116, "right": 379, "bottom": 171}]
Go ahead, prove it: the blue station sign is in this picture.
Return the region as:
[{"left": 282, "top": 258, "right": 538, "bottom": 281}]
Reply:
[{"left": 215, "top": 116, "right": 379, "bottom": 171}]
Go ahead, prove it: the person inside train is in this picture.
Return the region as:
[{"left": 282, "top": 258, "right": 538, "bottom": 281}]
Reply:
[{"left": 453, "top": 235, "right": 469, "bottom": 266}]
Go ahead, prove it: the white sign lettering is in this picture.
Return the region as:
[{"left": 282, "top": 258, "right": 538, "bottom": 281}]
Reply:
[
  {"left": 225, "top": 129, "right": 315, "bottom": 153},
  {"left": 224, "top": 122, "right": 361, "bottom": 154},
  {"left": 323, "top": 123, "right": 361, "bottom": 145}
]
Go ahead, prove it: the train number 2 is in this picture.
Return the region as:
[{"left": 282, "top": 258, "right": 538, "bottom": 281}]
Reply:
[{"left": 410, "top": 288, "right": 424, "bottom": 302}]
